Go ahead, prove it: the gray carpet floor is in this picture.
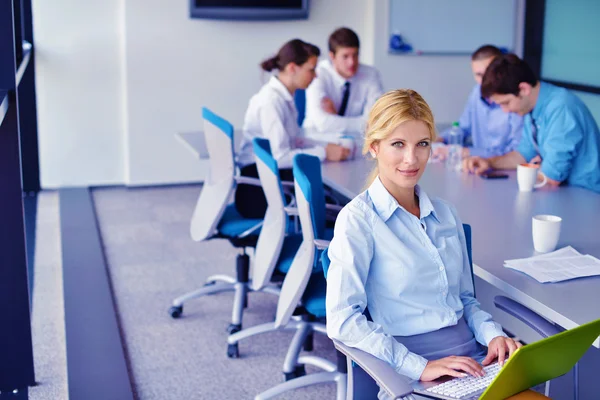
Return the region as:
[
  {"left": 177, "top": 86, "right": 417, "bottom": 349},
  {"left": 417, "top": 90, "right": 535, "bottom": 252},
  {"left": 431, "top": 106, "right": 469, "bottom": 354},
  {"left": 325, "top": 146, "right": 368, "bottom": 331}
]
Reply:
[{"left": 91, "top": 185, "right": 337, "bottom": 399}]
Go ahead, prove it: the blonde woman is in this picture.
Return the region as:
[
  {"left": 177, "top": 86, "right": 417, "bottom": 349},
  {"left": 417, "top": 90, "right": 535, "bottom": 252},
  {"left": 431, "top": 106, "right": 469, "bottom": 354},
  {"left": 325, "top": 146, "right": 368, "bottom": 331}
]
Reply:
[{"left": 325, "top": 90, "right": 521, "bottom": 396}]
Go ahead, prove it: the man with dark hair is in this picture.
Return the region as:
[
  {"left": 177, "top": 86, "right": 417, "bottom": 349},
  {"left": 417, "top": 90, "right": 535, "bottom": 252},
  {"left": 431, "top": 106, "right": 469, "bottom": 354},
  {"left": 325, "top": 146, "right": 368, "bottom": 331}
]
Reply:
[
  {"left": 303, "top": 27, "right": 383, "bottom": 134},
  {"left": 463, "top": 54, "right": 600, "bottom": 193},
  {"left": 435, "top": 45, "right": 523, "bottom": 160}
]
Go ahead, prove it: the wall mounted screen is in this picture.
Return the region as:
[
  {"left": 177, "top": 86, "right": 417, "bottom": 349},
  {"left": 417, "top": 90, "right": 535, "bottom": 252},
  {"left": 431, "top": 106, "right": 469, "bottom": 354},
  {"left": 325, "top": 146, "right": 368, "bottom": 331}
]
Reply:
[{"left": 190, "top": 0, "right": 309, "bottom": 20}]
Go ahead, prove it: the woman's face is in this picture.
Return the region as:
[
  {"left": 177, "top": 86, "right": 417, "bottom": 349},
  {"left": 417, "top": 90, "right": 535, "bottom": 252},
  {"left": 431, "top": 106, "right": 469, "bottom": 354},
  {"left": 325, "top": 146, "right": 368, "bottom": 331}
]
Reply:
[
  {"left": 371, "top": 120, "right": 432, "bottom": 191},
  {"left": 293, "top": 55, "right": 318, "bottom": 90}
]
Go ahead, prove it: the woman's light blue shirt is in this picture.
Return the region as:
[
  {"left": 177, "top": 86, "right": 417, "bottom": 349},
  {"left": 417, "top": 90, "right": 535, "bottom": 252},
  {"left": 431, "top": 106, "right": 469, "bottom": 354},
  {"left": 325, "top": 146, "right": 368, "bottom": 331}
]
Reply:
[
  {"left": 325, "top": 177, "right": 506, "bottom": 381},
  {"left": 517, "top": 82, "right": 600, "bottom": 193}
]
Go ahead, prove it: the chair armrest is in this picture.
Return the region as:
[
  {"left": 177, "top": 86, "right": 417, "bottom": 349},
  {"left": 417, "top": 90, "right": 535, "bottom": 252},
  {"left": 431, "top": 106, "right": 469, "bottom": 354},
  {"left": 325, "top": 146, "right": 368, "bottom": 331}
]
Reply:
[
  {"left": 494, "top": 296, "right": 563, "bottom": 338},
  {"left": 284, "top": 206, "right": 299, "bottom": 216},
  {"left": 235, "top": 176, "right": 262, "bottom": 186},
  {"left": 333, "top": 339, "right": 414, "bottom": 399},
  {"left": 314, "top": 239, "right": 330, "bottom": 250}
]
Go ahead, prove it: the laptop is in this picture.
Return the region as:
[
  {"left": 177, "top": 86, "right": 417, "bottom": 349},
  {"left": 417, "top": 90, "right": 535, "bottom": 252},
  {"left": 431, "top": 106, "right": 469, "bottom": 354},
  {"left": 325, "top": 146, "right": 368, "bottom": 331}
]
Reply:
[{"left": 411, "top": 317, "right": 600, "bottom": 400}]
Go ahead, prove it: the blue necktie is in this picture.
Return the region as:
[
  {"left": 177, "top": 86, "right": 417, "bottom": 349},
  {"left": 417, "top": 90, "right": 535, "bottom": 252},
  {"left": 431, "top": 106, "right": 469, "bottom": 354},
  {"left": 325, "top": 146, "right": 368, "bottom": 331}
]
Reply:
[
  {"left": 338, "top": 82, "right": 350, "bottom": 116},
  {"left": 530, "top": 113, "right": 540, "bottom": 155}
]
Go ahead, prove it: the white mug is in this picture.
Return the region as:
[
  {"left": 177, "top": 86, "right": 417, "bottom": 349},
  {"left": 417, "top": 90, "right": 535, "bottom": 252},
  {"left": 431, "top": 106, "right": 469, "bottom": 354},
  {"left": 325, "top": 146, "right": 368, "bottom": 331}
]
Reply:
[
  {"left": 532, "top": 214, "right": 562, "bottom": 253},
  {"left": 337, "top": 135, "right": 356, "bottom": 160},
  {"left": 517, "top": 163, "right": 547, "bottom": 192}
]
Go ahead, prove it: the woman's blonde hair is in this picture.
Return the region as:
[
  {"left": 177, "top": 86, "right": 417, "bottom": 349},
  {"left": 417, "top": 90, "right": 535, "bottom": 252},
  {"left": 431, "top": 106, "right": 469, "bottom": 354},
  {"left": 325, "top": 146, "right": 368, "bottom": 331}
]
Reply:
[{"left": 363, "top": 89, "right": 436, "bottom": 187}]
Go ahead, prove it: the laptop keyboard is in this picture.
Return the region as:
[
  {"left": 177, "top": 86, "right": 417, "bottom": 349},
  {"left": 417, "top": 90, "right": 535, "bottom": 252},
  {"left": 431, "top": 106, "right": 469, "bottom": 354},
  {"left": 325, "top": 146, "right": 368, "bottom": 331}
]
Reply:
[{"left": 425, "top": 363, "right": 501, "bottom": 399}]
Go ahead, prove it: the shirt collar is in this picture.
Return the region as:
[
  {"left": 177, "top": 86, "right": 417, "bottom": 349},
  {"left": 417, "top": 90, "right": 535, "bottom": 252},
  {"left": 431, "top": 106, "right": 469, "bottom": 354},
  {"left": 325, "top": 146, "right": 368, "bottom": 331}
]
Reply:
[
  {"left": 476, "top": 84, "right": 499, "bottom": 109},
  {"left": 368, "top": 176, "right": 440, "bottom": 223},
  {"left": 268, "top": 75, "right": 294, "bottom": 102},
  {"left": 532, "top": 81, "right": 549, "bottom": 121},
  {"left": 324, "top": 60, "right": 354, "bottom": 88}
]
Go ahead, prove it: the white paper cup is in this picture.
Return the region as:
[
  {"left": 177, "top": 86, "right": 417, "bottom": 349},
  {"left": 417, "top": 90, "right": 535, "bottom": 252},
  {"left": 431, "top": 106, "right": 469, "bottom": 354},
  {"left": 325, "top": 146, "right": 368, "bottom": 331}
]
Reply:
[
  {"left": 532, "top": 214, "right": 562, "bottom": 253},
  {"left": 517, "top": 163, "right": 547, "bottom": 192}
]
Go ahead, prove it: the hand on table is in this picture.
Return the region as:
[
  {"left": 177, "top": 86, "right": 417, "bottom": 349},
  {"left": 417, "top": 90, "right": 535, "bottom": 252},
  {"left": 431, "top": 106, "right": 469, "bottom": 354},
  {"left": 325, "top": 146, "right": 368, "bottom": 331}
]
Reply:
[
  {"left": 462, "top": 156, "right": 491, "bottom": 175},
  {"left": 325, "top": 143, "right": 350, "bottom": 162}
]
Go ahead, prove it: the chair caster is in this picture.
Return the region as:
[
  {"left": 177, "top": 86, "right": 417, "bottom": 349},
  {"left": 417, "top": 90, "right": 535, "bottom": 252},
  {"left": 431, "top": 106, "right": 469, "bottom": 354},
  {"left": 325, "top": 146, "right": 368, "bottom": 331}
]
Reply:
[
  {"left": 284, "top": 365, "right": 306, "bottom": 381},
  {"left": 227, "top": 323, "right": 242, "bottom": 334},
  {"left": 169, "top": 305, "right": 183, "bottom": 318},
  {"left": 227, "top": 343, "right": 240, "bottom": 358}
]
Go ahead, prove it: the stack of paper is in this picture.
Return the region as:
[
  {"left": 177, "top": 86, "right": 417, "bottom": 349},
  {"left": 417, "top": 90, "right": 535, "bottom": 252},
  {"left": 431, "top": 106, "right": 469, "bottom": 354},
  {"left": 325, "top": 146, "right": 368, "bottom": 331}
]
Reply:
[{"left": 504, "top": 246, "right": 600, "bottom": 283}]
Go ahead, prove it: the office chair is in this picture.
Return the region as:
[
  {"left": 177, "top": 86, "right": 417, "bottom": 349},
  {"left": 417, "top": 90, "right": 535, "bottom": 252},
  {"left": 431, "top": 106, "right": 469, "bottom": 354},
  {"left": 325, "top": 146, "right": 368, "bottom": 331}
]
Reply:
[
  {"left": 168, "top": 107, "right": 271, "bottom": 336},
  {"left": 294, "top": 89, "right": 306, "bottom": 126},
  {"left": 225, "top": 138, "right": 304, "bottom": 358},
  {"left": 264, "top": 220, "right": 498, "bottom": 399},
  {"left": 226, "top": 142, "right": 345, "bottom": 360},
  {"left": 251, "top": 154, "right": 347, "bottom": 400}
]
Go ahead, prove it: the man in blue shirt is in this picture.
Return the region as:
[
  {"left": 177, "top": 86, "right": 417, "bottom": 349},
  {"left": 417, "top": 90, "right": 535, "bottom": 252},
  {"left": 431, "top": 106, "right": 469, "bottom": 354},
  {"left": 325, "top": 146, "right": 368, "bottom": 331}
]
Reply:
[
  {"left": 463, "top": 54, "right": 600, "bottom": 193},
  {"left": 435, "top": 45, "right": 523, "bottom": 159}
]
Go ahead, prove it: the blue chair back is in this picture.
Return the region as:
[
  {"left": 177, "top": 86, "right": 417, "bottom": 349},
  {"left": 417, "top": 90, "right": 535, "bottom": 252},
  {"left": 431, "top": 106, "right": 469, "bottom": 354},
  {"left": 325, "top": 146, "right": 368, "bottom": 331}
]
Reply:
[
  {"left": 190, "top": 107, "right": 237, "bottom": 242},
  {"left": 462, "top": 224, "right": 475, "bottom": 295},
  {"left": 251, "top": 138, "right": 290, "bottom": 290},
  {"left": 294, "top": 89, "right": 306, "bottom": 126},
  {"left": 292, "top": 154, "right": 326, "bottom": 240}
]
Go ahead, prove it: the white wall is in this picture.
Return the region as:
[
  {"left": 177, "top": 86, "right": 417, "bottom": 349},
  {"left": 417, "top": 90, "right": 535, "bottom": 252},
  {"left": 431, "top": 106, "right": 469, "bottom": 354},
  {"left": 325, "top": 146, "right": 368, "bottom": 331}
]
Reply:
[
  {"left": 124, "top": 0, "right": 374, "bottom": 185},
  {"left": 373, "top": 0, "right": 525, "bottom": 124},
  {"left": 34, "top": 0, "right": 126, "bottom": 188}
]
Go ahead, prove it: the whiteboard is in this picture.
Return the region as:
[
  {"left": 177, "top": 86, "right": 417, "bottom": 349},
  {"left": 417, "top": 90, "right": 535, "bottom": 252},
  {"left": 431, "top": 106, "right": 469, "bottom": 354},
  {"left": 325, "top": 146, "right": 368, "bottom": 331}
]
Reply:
[{"left": 389, "top": 0, "right": 517, "bottom": 55}]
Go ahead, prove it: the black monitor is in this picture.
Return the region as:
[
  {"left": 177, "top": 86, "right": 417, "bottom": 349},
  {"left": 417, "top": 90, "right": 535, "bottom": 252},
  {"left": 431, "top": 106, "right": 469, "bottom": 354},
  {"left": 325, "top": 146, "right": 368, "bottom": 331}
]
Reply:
[{"left": 190, "top": 0, "right": 309, "bottom": 20}]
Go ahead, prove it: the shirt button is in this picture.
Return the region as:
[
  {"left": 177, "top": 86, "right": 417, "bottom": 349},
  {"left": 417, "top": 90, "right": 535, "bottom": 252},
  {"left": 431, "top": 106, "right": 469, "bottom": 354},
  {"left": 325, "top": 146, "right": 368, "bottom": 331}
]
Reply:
[{"left": 439, "top": 266, "right": 444, "bottom": 271}]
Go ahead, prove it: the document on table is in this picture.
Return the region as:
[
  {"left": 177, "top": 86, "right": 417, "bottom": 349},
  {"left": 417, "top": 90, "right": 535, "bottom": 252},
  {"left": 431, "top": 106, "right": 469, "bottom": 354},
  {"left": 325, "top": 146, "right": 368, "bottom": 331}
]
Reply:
[{"left": 504, "top": 246, "right": 600, "bottom": 283}]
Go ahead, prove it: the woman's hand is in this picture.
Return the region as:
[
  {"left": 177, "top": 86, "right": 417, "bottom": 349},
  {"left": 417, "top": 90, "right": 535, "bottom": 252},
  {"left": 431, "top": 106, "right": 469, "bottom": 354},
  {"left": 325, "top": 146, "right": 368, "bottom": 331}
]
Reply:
[
  {"left": 482, "top": 336, "right": 523, "bottom": 366},
  {"left": 420, "top": 356, "right": 485, "bottom": 382}
]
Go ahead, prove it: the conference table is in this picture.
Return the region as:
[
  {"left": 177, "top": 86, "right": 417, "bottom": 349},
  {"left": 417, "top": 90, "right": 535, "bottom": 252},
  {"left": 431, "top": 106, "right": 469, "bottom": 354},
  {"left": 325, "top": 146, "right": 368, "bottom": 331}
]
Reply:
[{"left": 321, "top": 156, "right": 600, "bottom": 347}]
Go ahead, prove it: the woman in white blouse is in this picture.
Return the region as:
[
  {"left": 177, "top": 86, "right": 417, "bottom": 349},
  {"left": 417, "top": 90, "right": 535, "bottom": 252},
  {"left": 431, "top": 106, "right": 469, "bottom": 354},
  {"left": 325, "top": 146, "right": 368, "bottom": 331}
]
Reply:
[
  {"left": 235, "top": 39, "right": 350, "bottom": 219},
  {"left": 325, "top": 89, "right": 521, "bottom": 396}
]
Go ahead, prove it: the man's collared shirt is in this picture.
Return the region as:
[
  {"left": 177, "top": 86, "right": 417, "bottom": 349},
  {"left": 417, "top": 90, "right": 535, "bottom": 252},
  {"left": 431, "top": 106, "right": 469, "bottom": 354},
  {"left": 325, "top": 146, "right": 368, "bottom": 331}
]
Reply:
[
  {"left": 517, "top": 82, "right": 600, "bottom": 193},
  {"left": 442, "top": 84, "right": 523, "bottom": 157},
  {"left": 303, "top": 60, "right": 383, "bottom": 134}
]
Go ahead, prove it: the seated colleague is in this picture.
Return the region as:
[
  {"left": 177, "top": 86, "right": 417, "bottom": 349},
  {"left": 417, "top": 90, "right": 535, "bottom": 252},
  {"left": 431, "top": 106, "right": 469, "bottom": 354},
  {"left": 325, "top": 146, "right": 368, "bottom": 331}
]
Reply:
[
  {"left": 302, "top": 27, "right": 384, "bottom": 134},
  {"left": 325, "top": 89, "right": 521, "bottom": 397},
  {"left": 435, "top": 45, "right": 523, "bottom": 159},
  {"left": 463, "top": 54, "right": 600, "bottom": 193},
  {"left": 236, "top": 39, "right": 350, "bottom": 219}
]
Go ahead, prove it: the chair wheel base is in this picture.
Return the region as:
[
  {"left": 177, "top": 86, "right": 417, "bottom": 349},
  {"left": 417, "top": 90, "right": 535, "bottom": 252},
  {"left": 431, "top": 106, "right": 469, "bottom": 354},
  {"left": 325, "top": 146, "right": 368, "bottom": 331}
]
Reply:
[
  {"left": 227, "top": 323, "right": 242, "bottom": 334},
  {"left": 284, "top": 365, "right": 306, "bottom": 381},
  {"left": 227, "top": 343, "right": 239, "bottom": 358},
  {"left": 169, "top": 305, "right": 183, "bottom": 318}
]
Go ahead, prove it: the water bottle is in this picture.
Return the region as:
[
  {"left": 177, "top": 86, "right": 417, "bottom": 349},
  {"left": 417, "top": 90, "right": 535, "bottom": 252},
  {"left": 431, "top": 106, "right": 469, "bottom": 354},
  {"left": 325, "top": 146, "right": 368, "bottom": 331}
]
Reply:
[{"left": 446, "top": 122, "right": 464, "bottom": 171}]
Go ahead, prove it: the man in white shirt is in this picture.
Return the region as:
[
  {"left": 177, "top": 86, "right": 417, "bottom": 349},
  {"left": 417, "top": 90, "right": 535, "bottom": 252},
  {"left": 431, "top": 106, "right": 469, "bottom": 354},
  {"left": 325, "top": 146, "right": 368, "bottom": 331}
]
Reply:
[{"left": 303, "top": 27, "right": 384, "bottom": 134}]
